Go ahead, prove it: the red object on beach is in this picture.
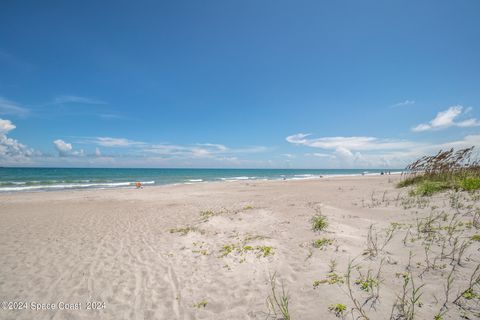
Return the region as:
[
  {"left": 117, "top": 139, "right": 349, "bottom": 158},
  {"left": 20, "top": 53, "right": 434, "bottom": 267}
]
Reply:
[{"left": 135, "top": 182, "right": 142, "bottom": 188}]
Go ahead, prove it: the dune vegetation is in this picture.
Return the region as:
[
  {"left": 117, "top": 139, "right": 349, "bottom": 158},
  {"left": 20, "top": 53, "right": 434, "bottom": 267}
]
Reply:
[{"left": 398, "top": 147, "right": 480, "bottom": 196}]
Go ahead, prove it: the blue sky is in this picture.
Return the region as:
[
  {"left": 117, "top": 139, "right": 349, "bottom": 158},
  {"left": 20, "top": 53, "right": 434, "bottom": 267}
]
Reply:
[{"left": 1, "top": 0, "right": 480, "bottom": 168}]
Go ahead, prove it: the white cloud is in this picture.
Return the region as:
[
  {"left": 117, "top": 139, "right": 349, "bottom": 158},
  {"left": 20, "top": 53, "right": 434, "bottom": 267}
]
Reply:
[
  {"left": 0, "top": 118, "right": 35, "bottom": 163},
  {"left": 308, "top": 153, "right": 331, "bottom": 158},
  {"left": 285, "top": 132, "right": 480, "bottom": 168},
  {"left": 412, "top": 105, "right": 480, "bottom": 132},
  {"left": 93, "top": 137, "right": 145, "bottom": 147},
  {"left": 286, "top": 133, "right": 417, "bottom": 151},
  {"left": 144, "top": 142, "right": 267, "bottom": 160},
  {"left": 95, "top": 147, "right": 101, "bottom": 157},
  {"left": 53, "top": 139, "right": 72, "bottom": 155},
  {"left": 53, "top": 139, "right": 84, "bottom": 157},
  {"left": 53, "top": 95, "right": 106, "bottom": 105},
  {"left": 391, "top": 100, "right": 415, "bottom": 108},
  {"left": 0, "top": 97, "right": 29, "bottom": 116},
  {"left": 196, "top": 143, "right": 228, "bottom": 151},
  {"left": 0, "top": 118, "right": 16, "bottom": 135},
  {"left": 144, "top": 144, "right": 221, "bottom": 159}
]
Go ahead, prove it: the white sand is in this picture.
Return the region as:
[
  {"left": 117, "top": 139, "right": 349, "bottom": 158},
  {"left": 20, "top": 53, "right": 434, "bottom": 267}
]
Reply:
[{"left": 0, "top": 175, "right": 479, "bottom": 319}]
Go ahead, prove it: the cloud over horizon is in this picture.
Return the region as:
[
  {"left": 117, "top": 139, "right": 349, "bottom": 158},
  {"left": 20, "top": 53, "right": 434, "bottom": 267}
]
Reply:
[{"left": 0, "top": 118, "right": 35, "bottom": 163}]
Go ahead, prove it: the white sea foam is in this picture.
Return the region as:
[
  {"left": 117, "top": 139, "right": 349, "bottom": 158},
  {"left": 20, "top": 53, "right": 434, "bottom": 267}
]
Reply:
[
  {"left": 220, "top": 176, "right": 252, "bottom": 181},
  {"left": 0, "top": 181, "right": 155, "bottom": 192}
]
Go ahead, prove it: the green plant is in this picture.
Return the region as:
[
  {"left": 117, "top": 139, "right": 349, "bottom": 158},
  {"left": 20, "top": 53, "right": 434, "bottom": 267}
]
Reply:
[
  {"left": 266, "top": 273, "right": 290, "bottom": 320},
  {"left": 257, "top": 245, "right": 274, "bottom": 257},
  {"left": 194, "top": 300, "right": 208, "bottom": 308},
  {"left": 394, "top": 271, "right": 424, "bottom": 320},
  {"left": 311, "top": 214, "right": 328, "bottom": 231},
  {"left": 328, "top": 303, "right": 347, "bottom": 318},
  {"left": 398, "top": 147, "right": 480, "bottom": 195},
  {"left": 169, "top": 226, "right": 198, "bottom": 235},
  {"left": 220, "top": 244, "right": 234, "bottom": 257},
  {"left": 355, "top": 277, "right": 378, "bottom": 292},
  {"left": 462, "top": 288, "right": 479, "bottom": 300},
  {"left": 200, "top": 210, "right": 218, "bottom": 220},
  {"left": 314, "top": 273, "right": 345, "bottom": 286},
  {"left": 312, "top": 238, "right": 333, "bottom": 249},
  {"left": 471, "top": 234, "right": 480, "bottom": 241},
  {"left": 410, "top": 181, "right": 450, "bottom": 196},
  {"left": 458, "top": 176, "right": 480, "bottom": 191}
]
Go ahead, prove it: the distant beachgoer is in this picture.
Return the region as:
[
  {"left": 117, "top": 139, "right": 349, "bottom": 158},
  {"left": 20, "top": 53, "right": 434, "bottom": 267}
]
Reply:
[{"left": 135, "top": 182, "right": 143, "bottom": 189}]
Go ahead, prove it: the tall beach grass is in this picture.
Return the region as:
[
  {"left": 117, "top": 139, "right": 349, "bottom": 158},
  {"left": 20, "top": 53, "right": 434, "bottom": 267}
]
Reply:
[{"left": 398, "top": 147, "right": 480, "bottom": 196}]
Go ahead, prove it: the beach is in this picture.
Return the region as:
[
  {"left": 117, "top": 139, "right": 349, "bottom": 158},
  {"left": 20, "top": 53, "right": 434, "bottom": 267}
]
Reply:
[{"left": 1, "top": 175, "right": 479, "bottom": 319}]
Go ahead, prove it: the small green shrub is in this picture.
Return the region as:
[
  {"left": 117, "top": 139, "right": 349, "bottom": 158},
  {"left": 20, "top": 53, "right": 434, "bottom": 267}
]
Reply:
[
  {"left": 312, "top": 238, "right": 333, "bottom": 249},
  {"left": 193, "top": 300, "right": 208, "bottom": 308},
  {"left": 471, "top": 234, "right": 480, "bottom": 241},
  {"left": 169, "top": 226, "right": 198, "bottom": 235},
  {"left": 220, "top": 244, "right": 234, "bottom": 257},
  {"left": 462, "top": 288, "right": 479, "bottom": 300},
  {"left": 314, "top": 273, "right": 345, "bottom": 286},
  {"left": 311, "top": 214, "right": 328, "bottom": 231},
  {"left": 459, "top": 176, "right": 480, "bottom": 191},
  {"left": 397, "top": 175, "right": 424, "bottom": 188},
  {"left": 200, "top": 210, "right": 218, "bottom": 220},
  {"left": 328, "top": 303, "right": 347, "bottom": 317},
  {"left": 410, "top": 181, "right": 450, "bottom": 196},
  {"left": 355, "top": 277, "right": 378, "bottom": 292},
  {"left": 257, "top": 245, "right": 274, "bottom": 257}
]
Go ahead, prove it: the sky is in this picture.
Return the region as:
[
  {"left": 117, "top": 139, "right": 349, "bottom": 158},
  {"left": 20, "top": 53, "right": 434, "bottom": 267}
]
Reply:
[{"left": 1, "top": 0, "right": 480, "bottom": 168}]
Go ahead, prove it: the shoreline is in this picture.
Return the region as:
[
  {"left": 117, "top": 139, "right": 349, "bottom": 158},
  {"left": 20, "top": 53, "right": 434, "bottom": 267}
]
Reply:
[{"left": 0, "top": 170, "right": 404, "bottom": 194}]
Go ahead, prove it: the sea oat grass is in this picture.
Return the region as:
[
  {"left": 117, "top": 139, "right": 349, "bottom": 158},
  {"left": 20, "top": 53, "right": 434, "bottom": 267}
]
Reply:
[{"left": 398, "top": 147, "right": 480, "bottom": 195}]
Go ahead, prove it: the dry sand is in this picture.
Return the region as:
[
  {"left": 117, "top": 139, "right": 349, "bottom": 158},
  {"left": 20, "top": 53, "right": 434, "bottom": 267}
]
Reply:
[{"left": 0, "top": 175, "right": 479, "bottom": 319}]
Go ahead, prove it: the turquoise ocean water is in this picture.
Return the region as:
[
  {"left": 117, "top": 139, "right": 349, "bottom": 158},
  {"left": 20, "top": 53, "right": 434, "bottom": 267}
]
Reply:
[{"left": 0, "top": 168, "right": 402, "bottom": 192}]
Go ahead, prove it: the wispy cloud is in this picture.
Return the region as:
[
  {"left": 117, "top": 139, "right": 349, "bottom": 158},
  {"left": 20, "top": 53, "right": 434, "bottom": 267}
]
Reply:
[
  {"left": 306, "top": 153, "right": 331, "bottom": 158},
  {"left": 412, "top": 105, "right": 480, "bottom": 132},
  {"left": 286, "top": 133, "right": 417, "bottom": 151},
  {"left": 286, "top": 133, "right": 424, "bottom": 168},
  {"left": 92, "top": 137, "right": 146, "bottom": 147},
  {"left": 390, "top": 100, "right": 415, "bottom": 108},
  {"left": 0, "top": 97, "right": 30, "bottom": 116},
  {"left": 52, "top": 95, "right": 106, "bottom": 105},
  {"left": 144, "top": 142, "right": 267, "bottom": 160}
]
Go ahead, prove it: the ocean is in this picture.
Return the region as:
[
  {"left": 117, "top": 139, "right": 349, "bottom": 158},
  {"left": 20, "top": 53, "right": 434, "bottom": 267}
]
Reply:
[{"left": 0, "top": 168, "right": 402, "bottom": 192}]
